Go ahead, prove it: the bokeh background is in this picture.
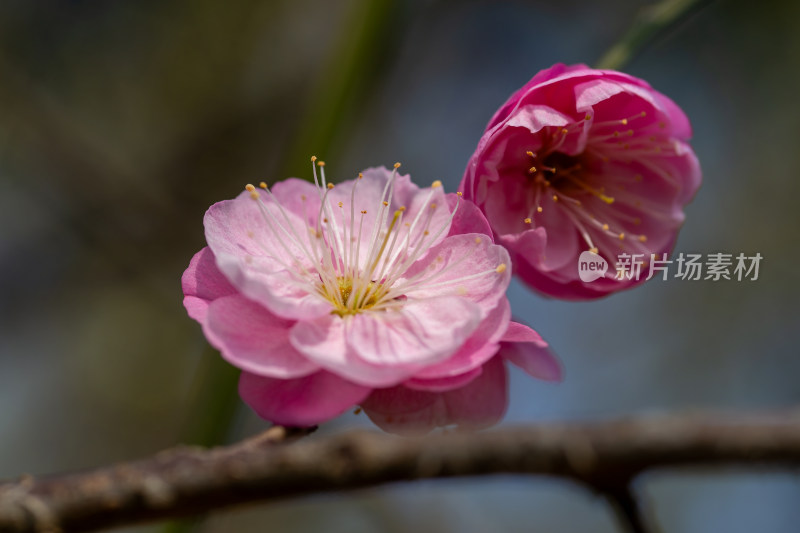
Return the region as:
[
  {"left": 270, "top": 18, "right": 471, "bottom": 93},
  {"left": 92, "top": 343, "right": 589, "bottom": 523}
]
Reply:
[{"left": 1, "top": 0, "right": 799, "bottom": 531}]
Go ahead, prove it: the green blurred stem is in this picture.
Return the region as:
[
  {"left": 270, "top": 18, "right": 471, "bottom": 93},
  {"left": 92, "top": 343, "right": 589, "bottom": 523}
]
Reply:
[
  {"left": 281, "top": 0, "right": 395, "bottom": 178},
  {"left": 161, "top": 1, "right": 395, "bottom": 532},
  {"left": 596, "top": 0, "right": 709, "bottom": 70}
]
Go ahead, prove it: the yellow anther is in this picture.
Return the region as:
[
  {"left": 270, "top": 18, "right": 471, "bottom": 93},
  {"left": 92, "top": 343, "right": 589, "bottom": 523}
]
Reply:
[
  {"left": 524, "top": 218, "right": 532, "bottom": 224},
  {"left": 602, "top": 224, "right": 610, "bottom": 231},
  {"left": 456, "top": 191, "right": 463, "bottom": 196},
  {"left": 323, "top": 218, "right": 328, "bottom": 223},
  {"left": 382, "top": 201, "right": 389, "bottom": 207},
  {"left": 361, "top": 210, "right": 367, "bottom": 214},
  {"left": 627, "top": 129, "right": 634, "bottom": 136},
  {"left": 526, "top": 150, "right": 534, "bottom": 157},
  {"left": 398, "top": 206, "right": 406, "bottom": 212},
  {"left": 638, "top": 235, "right": 647, "bottom": 242},
  {"left": 585, "top": 113, "right": 592, "bottom": 120},
  {"left": 589, "top": 247, "right": 599, "bottom": 254},
  {"left": 301, "top": 194, "right": 307, "bottom": 201},
  {"left": 614, "top": 131, "right": 620, "bottom": 138},
  {"left": 619, "top": 233, "right": 625, "bottom": 240},
  {"left": 327, "top": 183, "right": 334, "bottom": 189},
  {"left": 552, "top": 195, "right": 558, "bottom": 202},
  {"left": 474, "top": 237, "right": 482, "bottom": 244},
  {"left": 528, "top": 166, "right": 537, "bottom": 174},
  {"left": 317, "top": 161, "right": 326, "bottom": 167},
  {"left": 245, "top": 184, "right": 255, "bottom": 192},
  {"left": 537, "top": 206, "right": 543, "bottom": 213},
  {"left": 424, "top": 230, "right": 430, "bottom": 235},
  {"left": 431, "top": 180, "right": 442, "bottom": 188},
  {"left": 495, "top": 264, "right": 507, "bottom": 274},
  {"left": 621, "top": 118, "right": 628, "bottom": 125},
  {"left": 561, "top": 128, "right": 569, "bottom": 134},
  {"left": 430, "top": 203, "right": 437, "bottom": 209},
  {"left": 249, "top": 191, "right": 260, "bottom": 200},
  {"left": 640, "top": 111, "right": 647, "bottom": 117},
  {"left": 358, "top": 173, "right": 363, "bottom": 179},
  {"left": 394, "top": 162, "right": 401, "bottom": 168},
  {"left": 311, "top": 155, "right": 317, "bottom": 162},
  {"left": 259, "top": 182, "right": 268, "bottom": 189},
  {"left": 338, "top": 201, "right": 343, "bottom": 208}
]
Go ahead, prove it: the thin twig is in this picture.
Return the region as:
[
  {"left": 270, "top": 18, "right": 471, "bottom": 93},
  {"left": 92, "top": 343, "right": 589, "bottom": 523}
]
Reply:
[{"left": 2, "top": 411, "right": 800, "bottom": 533}]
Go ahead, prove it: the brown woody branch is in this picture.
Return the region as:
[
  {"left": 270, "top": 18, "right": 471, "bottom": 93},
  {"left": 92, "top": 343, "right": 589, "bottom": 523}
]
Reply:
[{"left": 2, "top": 412, "right": 800, "bottom": 533}]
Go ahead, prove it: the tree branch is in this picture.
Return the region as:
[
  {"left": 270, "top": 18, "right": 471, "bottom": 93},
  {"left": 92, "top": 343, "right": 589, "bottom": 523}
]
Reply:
[{"left": 2, "top": 411, "right": 800, "bottom": 533}]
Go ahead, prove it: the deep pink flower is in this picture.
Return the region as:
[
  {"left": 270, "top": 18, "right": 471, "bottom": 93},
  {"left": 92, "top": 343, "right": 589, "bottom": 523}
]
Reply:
[
  {"left": 182, "top": 163, "right": 560, "bottom": 433},
  {"left": 461, "top": 64, "right": 701, "bottom": 299}
]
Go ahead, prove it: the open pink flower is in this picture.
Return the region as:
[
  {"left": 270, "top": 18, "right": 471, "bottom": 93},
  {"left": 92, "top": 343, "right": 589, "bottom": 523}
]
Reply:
[
  {"left": 461, "top": 64, "right": 701, "bottom": 300},
  {"left": 182, "top": 162, "right": 560, "bottom": 433}
]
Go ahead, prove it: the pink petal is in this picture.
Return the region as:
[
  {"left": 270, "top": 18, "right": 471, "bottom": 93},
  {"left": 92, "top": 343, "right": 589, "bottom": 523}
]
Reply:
[
  {"left": 239, "top": 370, "right": 372, "bottom": 427},
  {"left": 500, "top": 321, "right": 562, "bottom": 382},
  {"left": 398, "top": 234, "right": 511, "bottom": 317},
  {"left": 290, "top": 313, "right": 422, "bottom": 387},
  {"left": 181, "top": 247, "right": 237, "bottom": 322},
  {"left": 446, "top": 193, "right": 493, "bottom": 239},
  {"left": 404, "top": 366, "right": 483, "bottom": 392},
  {"left": 204, "top": 192, "right": 330, "bottom": 320},
  {"left": 411, "top": 297, "right": 510, "bottom": 380},
  {"left": 204, "top": 294, "right": 319, "bottom": 379},
  {"left": 361, "top": 355, "right": 509, "bottom": 434},
  {"left": 347, "top": 296, "right": 483, "bottom": 366}
]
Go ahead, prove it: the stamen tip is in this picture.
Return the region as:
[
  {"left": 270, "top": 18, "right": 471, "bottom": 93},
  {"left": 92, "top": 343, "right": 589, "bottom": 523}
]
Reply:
[
  {"left": 537, "top": 206, "right": 543, "bottom": 213},
  {"left": 619, "top": 233, "right": 625, "bottom": 240},
  {"left": 259, "top": 181, "right": 268, "bottom": 189},
  {"left": 393, "top": 162, "right": 401, "bottom": 169},
  {"left": 327, "top": 183, "right": 334, "bottom": 189},
  {"left": 456, "top": 191, "right": 463, "bottom": 197},
  {"left": 474, "top": 237, "right": 482, "bottom": 244},
  {"left": 495, "top": 263, "right": 507, "bottom": 274},
  {"left": 589, "top": 247, "right": 599, "bottom": 254},
  {"left": 431, "top": 180, "right": 442, "bottom": 188},
  {"left": 638, "top": 235, "right": 647, "bottom": 242},
  {"left": 524, "top": 218, "right": 532, "bottom": 224},
  {"left": 245, "top": 184, "right": 255, "bottom": 192},
  {"left": 317, "top": 161, "right": 326, "bottom": 167},
  {"left": 249, "top": 191, "right": 260, "bottom": 200},
  {"left": 310, "top": 155, "right": 317, "bottom": 162},
  {"left": 382, "top": 201, "right": 389, "bottom": 207}
]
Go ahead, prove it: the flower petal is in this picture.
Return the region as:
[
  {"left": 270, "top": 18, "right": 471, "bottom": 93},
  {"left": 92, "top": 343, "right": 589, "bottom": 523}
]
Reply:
[
  {"left": 239, "top": 370, "right": 371, "bottom": 427},
  {"left": 500, "top": 321, "right": 562, "bottom": 382},
  {"left": 446, "top": 193, "right": 493, "bottom": 239},
  {"left": 182, "top": 247, "right": 237, "bottom": 322},
  {"left": 347, "top": 296, "right": 483, "bottom": 366},
  {"left": 204, "top": 294, "right": 319, "bottom": 379},
  {"left": 397, "top": 234, "right": 511, "bottom": 316},
  {"left": 361, "top": 355, "right": 509, "bottom": 434},
  {"left": 290, "top": 314, "right": 422, "bottom": 387},
  {"left": 204, "top": 192, "right": 331, "bottom": 320},
  {"left": 404, "top": 366, "right": 483, "bottom": 392},
  {"left": 411, "top": 297, "right": 510, "bottom": 380}
]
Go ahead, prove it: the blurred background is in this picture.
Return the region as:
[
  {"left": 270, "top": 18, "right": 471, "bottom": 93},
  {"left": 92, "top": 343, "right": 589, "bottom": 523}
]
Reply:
[{"left": 1, "top": 0, "right": 799, "bottom": 531}]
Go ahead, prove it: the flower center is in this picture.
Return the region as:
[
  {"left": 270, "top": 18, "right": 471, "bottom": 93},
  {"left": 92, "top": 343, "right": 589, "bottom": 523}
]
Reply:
[
  {"left": 519, "top": 112, "right": 660, "bottom": 259},
  {"left": 243, "top": 159, "right": 504, "bottom": 318}
]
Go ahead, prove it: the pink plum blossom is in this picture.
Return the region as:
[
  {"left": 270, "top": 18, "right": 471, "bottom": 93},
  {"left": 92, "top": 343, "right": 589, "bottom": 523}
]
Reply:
[
  {"left": 182, "top": 162, "right": 560, "bottom": 433},
  {"left": 461, "top": 64, "right": 702, "bottom": 300}
]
